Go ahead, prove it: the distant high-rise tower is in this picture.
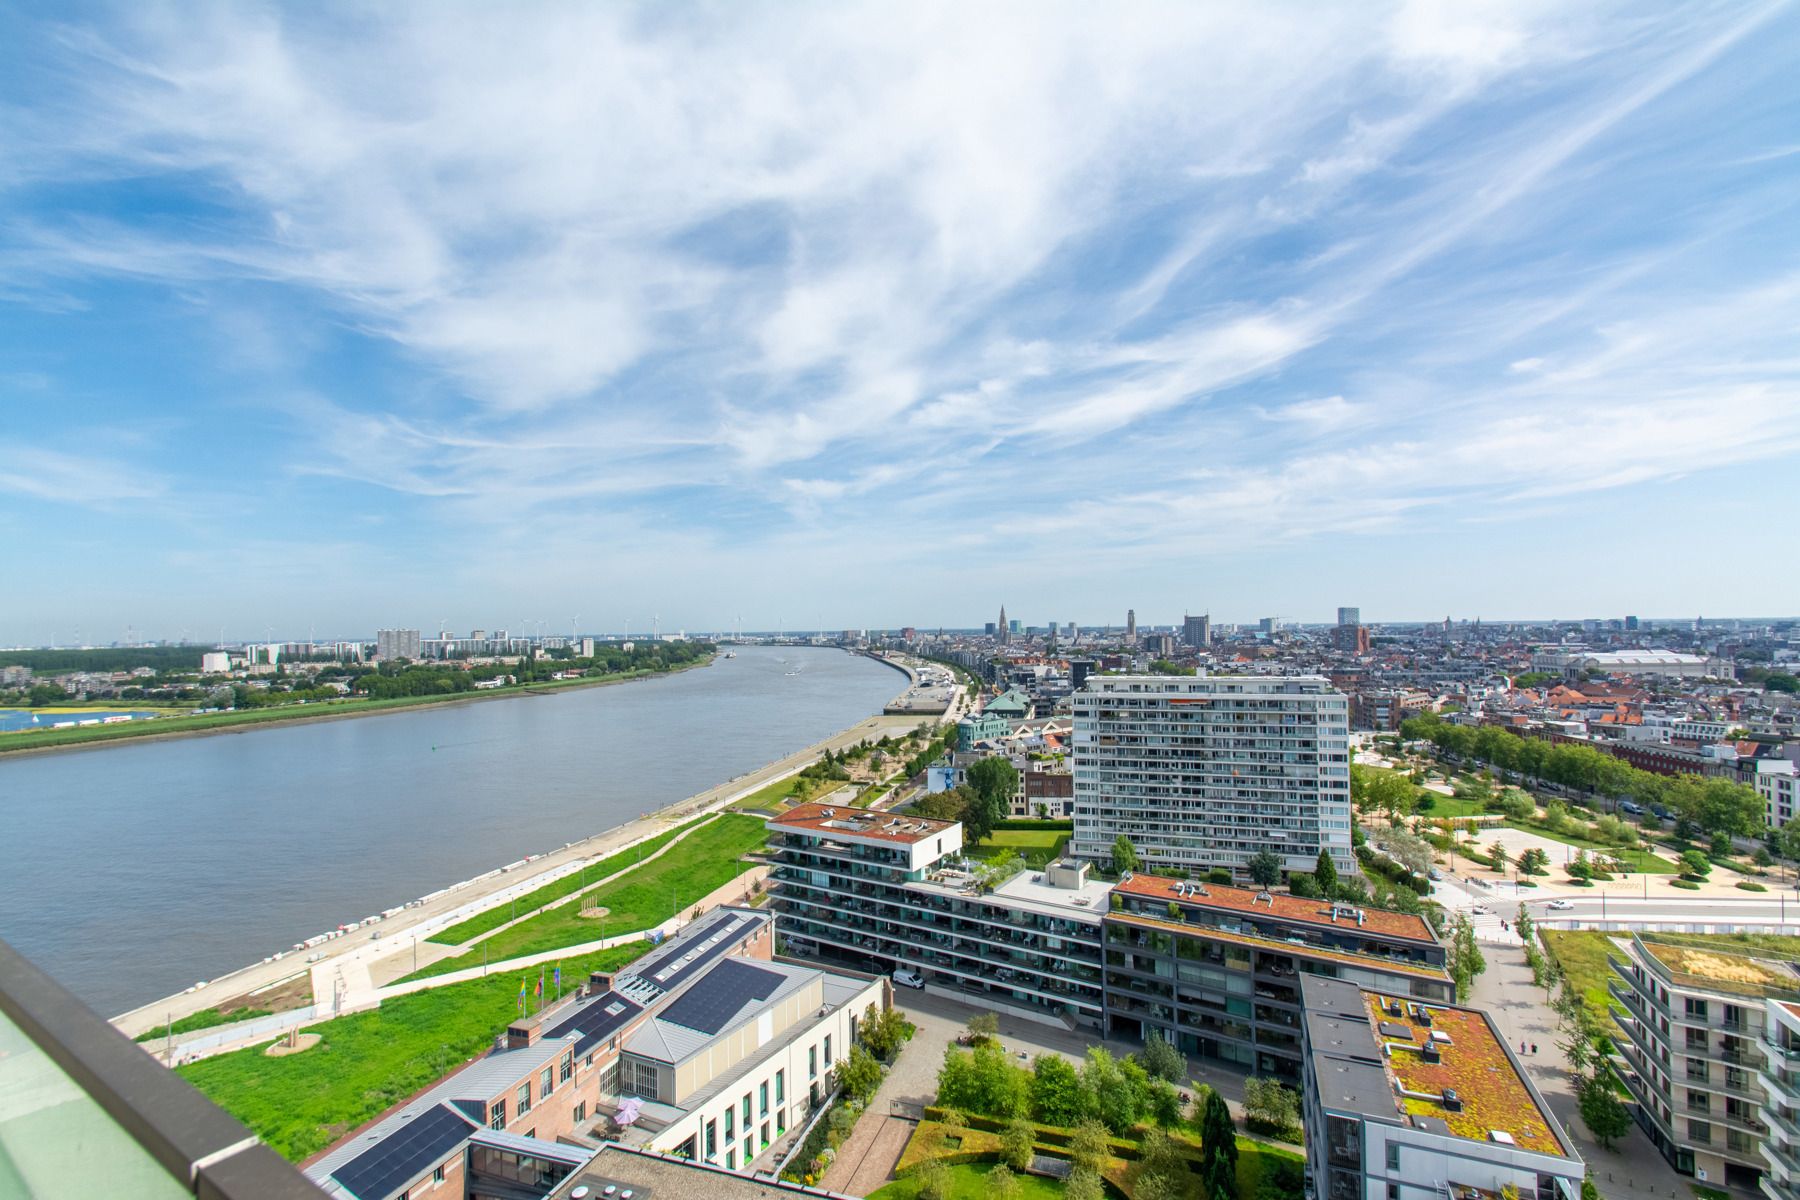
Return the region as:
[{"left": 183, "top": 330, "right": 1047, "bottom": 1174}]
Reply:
[
  {"left": 998, "top": 605, "right": 1010, "bottom": 646},
  {"left": 1625, "top": 615, "right": 1640, "bottom": 631},
  {"left": 1126, "top": 609, "right": 1137, "bottom": 644},
  {"left": 1182, "top": 614, "right": 1211, "bottom": 648},
  {"left": 1337, "top": 607, "right": 1360, "bottom": 627}
]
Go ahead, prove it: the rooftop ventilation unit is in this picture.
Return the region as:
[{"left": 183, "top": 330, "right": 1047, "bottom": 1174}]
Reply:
[{"left": 1441, "top": 1089, "right": 1463, "bottom": 1112}]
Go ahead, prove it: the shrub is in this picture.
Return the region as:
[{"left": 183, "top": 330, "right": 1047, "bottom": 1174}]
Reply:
[
  {"left": 1671, "top": 879, "right": 1701, "bottom": 890},
  {"left": 1738, "top": 881, "right": 1768, "bottom": 892},
  {"left": 915, "top": 1159, "right": 952, "bottom": 1200}
]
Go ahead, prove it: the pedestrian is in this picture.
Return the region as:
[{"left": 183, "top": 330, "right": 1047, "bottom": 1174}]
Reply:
[
  {"left": 1520, "top": 1041, "right": 1527, "bottom": 1053},
  {"left": 1531, "top": 1043, "right": 1537, "bottom": 1054}
]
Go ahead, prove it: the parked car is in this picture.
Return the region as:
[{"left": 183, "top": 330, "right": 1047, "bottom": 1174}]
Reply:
[
  {"left": 1547, "top": 899, "right": 1575, "bottom": 910},
  {"left": 891, "top": 967, "right": 925, "bottom": 989},
  {"left": 1619, "top": 800, "right": 1643, "bottom": 815},
  {"left": 1427, "top": 867, "right": 1443, "bottom": 881}
]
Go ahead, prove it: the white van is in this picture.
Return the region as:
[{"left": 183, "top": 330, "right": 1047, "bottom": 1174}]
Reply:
[{"left": 891, "top": 967, "right": 925, "bottom": 989}]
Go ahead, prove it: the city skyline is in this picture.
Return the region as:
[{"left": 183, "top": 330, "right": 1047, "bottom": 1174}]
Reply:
[{"left": 5, "top": 4, "right": 1800, "bottom": 641}]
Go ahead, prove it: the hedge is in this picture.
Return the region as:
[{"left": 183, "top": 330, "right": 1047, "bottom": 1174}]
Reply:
[{"left": 893, "top": 1122, "right": 1003, "bottom": 1176}]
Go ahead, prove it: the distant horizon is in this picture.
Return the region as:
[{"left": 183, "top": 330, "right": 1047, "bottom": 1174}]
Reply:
[
  {"left": 2, "top": 611, "right": 1794, "bottom": 652},
  {"left": 5, "top": 5, "right": 1800, "bottom": 638}
]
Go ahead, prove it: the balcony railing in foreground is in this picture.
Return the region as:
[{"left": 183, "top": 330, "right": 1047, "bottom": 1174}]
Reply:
[{"left": 0, "top": 936, "right": 322, "bottom": 1198}]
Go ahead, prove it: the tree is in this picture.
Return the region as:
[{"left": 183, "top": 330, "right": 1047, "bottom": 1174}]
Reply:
[
  {"left": 1138, "top": 1030, "right": 1186, "bottom": 1083},
  {"left": 1112, "top": 835, "right": 1140, "bottom": 875},
  {"left": 965, "top": 757, "right": 1020, "bottom": 841},
  {"left": 1577, "top": 1074, "right": 1631, "bottom": 1149},
  {"left": 1195, "top": 1086, "right": 1238, "bottom": 1200},
  {"left": 839, "top": 1044, "right": 883, "bottom": 1104},
  {"left": 1488, "top": 842, "right": 1509, "bottom": 874},
  {"left": 915, "top": 1160, "right": 952, "bottom": 1200},
  {"left": 985, "top": 1164, "right": 1021, "bottom": 1200},
  {"left": 860, "top": 1004, "right": 915, "bottom": 1061},
  {"left": 1448, "top": 911, "right": 1487, "bottom": 1003},
  {"left": 1242, "top": 1077, "right": 1300, "bottom": 1140},
  {"left": 1313, "top": 848, "right": 1339, "bottom": 897},
  {"left": 1517, "top": 847, "right": 1550, "bottom": 877},
  {"left": 1029, "top": 1054, "right": 1090, "bottom": 1126},
  {"left": 967, "top": 1011, "right": 1000, "bottom": 1042},
  {"left": 1068, "top": 1119, "right": 1111, "bottom": 1174},
  {"left": 1567, "top": 850, "right": 1592, "bottom": 882},
  {"left": 1064, "top": 1167, "right": 1105, "bottom": 1200},
  {"left": 1514, "top": 903, "right": 1534, "bottom": 945},
  {"left": 1000, "top": 1116, "right": 1035, "bottom": 1171},
  {"left": 1680, "top": 848, "right": 1712, "bottom": 879},
  {"left": 1247, "top": 848, "right": 1282, "bottom": 888},
  {"left": 1131, "top": 1129, "right": 1189, "bottom": 1200}
]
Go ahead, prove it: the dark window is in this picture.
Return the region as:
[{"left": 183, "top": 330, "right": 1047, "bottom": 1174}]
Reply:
[{"left": 489, "top": 1098, "right": 507, "bottom": 1130}]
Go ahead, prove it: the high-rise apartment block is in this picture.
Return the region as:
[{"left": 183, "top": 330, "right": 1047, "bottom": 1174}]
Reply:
[
  {"left": 1126, "top": 609, "right": 1137, "bottom": 643},
  {"left": 375, "top": 628, "right": 422, "bottom": 660},
  {"left": 1071, "top": 674, "right": 1353, "bottom": 877},
  {"left": 1182, "top": 613, "right": 1212, "bottom": 647},
  {"left": 1336, "top": 606, "right": 1360, "bottom": 627}
]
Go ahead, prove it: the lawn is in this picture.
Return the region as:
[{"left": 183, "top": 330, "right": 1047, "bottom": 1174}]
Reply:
[
  {"left": 869, "top": 1162, "right": 1066, "bottom": 1200},
  {"left": 1416, "top": 792, "right": 1493, "bottom": 820},
  {"left": 180, "top": 940, "right": 651, "bottom": 1162},
  {"left": 1516, "top": 823, "right": 1678, "bottom": 873},
  {"left": 966, "top": 829, "right": 1069, "bottom": 864},
  {"left": 427, "top": 815, "right": 712, "bottom": 946},
  {"left": 400, "top": 814, "right": 769, "bottom": 979},
  {"left": 730, "top": 772, "right": 834, "bottom": 812},
  {"left": 1540, "top": 930, "right": 1626, "bottom": 1034},
  {"left": 133, "top": 1004, "right": 273, "bottom": 1043},
  {"left": 1644, "top": 931, "right": 1800, "bottom": 960}
]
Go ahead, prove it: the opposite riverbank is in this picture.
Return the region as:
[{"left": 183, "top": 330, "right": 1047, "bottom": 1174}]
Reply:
[{"left": 0, "top": 654, "right": 715, "bottom": 759}]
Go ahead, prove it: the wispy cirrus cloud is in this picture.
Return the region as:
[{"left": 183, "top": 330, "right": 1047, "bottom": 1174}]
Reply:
[{"left": 2, "top": 2, "right": 1800, "bottom": 633}]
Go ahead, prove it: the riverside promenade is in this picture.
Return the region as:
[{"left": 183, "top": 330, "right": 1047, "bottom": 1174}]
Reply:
[{"left": 113, "top": 708, "right": 930, "bottom": 1039}]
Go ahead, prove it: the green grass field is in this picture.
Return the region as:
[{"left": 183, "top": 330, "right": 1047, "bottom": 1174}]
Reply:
[
  {"left": 966, "top": 828, "right": 1069, "bottom": 864},
  {"left": 868, "top": 1162, "right": 1067, "bottom": 1200},
  {"left": 400, "top": 814, "right": 770, "bottom": 980},
  {"left": 180, "top": 940, "right": 651, "bottom": 1162},
  {"left": 427, "top": 815, "right": 712, "bottom": 946},
  {"left": 133, "top": 1005, "right": 273, "bottom": 1043},
  {"left": 729, "top": 772, "right": 833, "bottom": 812},
  {"left": 1521, "top": 824, "right": 1677, "bottom": 872},
  {"left": 1416, "top": 791, "right": 1493, "bottom": 820},
  {"left": 1540, "top": 929, "right": 1626, "bottom": 1033},
  {"left": 0, "top": 661, "right": 710, "bottom": 755}
]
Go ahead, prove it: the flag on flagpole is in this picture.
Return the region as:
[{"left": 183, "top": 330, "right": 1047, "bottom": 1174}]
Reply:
[
  {"left": 554, "top": 964, "right": 561, "bottom": 990},
  {"left": 518, "top": 977, "right": 527, "bottom": 1015}
]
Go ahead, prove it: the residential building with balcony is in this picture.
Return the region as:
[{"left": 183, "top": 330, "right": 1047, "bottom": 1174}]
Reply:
[
  {"left": 767, "top": 802, "right": 1449, "bottom": 1067},
  {"left": 1071, "top": 675, "right": 1354, "bottom": 879},
  {"left": 1301, "top": 975, "right": 1585, "bottom": 1200},
  {"left": 1608, "top": 934, "right": 1788, "bottom": 1191},
  {"left": 767, "top": 803, "right": 1109, "bottom": 1030},
  {"left": 1104, "top": 875, "right": 1451, "bottom": 1079},
  {"left": 1758, "top": 998, "right": 1800, "bottom": 1200}
]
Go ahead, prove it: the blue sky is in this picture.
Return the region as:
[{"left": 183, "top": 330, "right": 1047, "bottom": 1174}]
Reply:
[{"left": 4, "top": 1, "right": 1799, "bottom": 643}]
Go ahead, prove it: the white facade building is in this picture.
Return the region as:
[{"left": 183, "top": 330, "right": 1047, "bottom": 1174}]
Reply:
[
  {"left": 1760, "top": 760, "right": 1800, "bottom": 830},
  {"left": 1071, "top": 674, "right": 1353, "bottom": 877}
]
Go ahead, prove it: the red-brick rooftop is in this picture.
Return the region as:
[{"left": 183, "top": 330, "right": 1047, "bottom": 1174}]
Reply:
[
  {"left": 770, "top": 802, "right": 956, "bottom": 845},
  {"left": 1118, "top": 874, "right": 1436, "bottom": 944}
]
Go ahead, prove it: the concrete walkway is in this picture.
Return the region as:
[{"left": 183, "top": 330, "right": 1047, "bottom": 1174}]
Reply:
[{"left": 1470, "top": 943, "right": 1699, "bottom": 1200}]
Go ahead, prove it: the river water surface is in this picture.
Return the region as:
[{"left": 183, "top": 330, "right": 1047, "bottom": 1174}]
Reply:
[{"left": 0, "top": 647, "right": 900, "bottom": 1015}]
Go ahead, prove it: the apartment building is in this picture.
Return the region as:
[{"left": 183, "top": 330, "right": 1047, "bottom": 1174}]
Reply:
[
  {"left": 1608, "top": 933, "right": 1787, "bottom": 1190},
  {"left": 1071, "top": 674, "right": 1354, "bottom": 878},
  {"left": 304, "top": 907, "right": 879, "bottom": 1199},
  {"left": 1104, "top": 874, "right": 1449, "bottom": 1079},
  {"left": 769, "top": 803, "right": 1110, "bottom": 1029},
  {"left": 1759, "top": 999, "right": 1800, "bottom": 1200},
  {"left": 1758, "top": 760, "right": 1799, "bottom": 829},
  {"left": 768, "top": 802, "right": 1449, "bottom": 1077},
  {"left": 1301, "top": 975, "right": 1585, "bottom": 1200}
]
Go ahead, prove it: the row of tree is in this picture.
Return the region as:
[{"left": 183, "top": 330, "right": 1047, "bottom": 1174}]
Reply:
[{"left": 1400, "top": 713, "right": 1764, "bottom": 836}]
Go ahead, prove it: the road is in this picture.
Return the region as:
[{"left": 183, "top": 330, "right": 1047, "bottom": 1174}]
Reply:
[{"left": 113, "top": 711, "right": 925, "bottom": 1037}]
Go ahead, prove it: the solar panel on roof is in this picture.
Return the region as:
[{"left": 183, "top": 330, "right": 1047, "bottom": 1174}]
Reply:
[
  {"left": 658, "top": 958, "right": 782, "bottom": 1035},
  {"left": 331, "top": 1103, "right": 473, "bottom": 1200},
  {"left": 637, "top": 916, "right": 754, "bottom": 991},
  {"left": 547, "top": 991, "right": 644, "bottom": 1055}
]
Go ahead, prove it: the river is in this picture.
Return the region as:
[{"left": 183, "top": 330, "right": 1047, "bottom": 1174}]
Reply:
[{"left": 0, "top": 646, "right": 901, "bottom": 1016}]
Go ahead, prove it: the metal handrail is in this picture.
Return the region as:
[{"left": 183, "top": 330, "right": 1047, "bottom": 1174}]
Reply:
[{"left": 0, "top": 936, "right": 323, "bottom": 1197}]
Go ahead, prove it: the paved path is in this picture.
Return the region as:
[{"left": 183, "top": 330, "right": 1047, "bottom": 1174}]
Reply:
[{"left": 1470, "top": 943, "right": 1699, "bottom": 1200}]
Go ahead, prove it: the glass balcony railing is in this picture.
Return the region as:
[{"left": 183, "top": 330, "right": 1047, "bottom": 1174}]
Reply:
[{"left": 0, "top": 936, "right": 323, "bottom": 1198}]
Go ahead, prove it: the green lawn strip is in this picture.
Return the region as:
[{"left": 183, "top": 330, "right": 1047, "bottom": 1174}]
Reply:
[
  {"left": 1415, "top": 792, "right": 1493, "bottom": 820},
  {"left": 966, "top": 829, "right": 1069, "bottom": 863},
  {"left": 868, "top": 1162, "right": 1067, "bottom": 1200},
  {"left": 1513, "top": 823, "right": 1677, "bottom": 873},
  {"left": 133, "top": 1006, "right": 274, "bottom": 1043},
  {"left": 0, "top": 665, "right": 704, "bottom": 755},
  {"left": 1236, "top": 1139, "right": 1306, "bottom": 1198},
  {"left": 426, "top": 816, "right": 713, "bottom": 946},
  {"left": 729, "top": 772, "right": 825, "bottom": 812},
  {"left": 180, "top": 940, "right": 651, "bottom": 1162},
  {"left": 399, "top": 815, "right": 770, "bottom": 980},
  {"left": 1540, "top": 930, "right": 1628, "bottom": 1035}
]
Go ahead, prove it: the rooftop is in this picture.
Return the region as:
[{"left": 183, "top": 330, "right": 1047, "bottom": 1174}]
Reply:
[
  {"left": 550, "top": 1143, "right": 856, "bottom": 1200},
  {"left": 1639, "top": 938, "right": 1800, "bottom": 998},
  {"left": 1111, "top": 911, "right": 1449, "bottom": 981},
  {"left": 771, "top": 802, "right": 955, "bottom": 846},
  {"left": 1116, "top": 875, "right": 1436, "bottom": 944},
  {"left": 1360, "top": 991, "right": 1570, "bottom": 1157}
]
